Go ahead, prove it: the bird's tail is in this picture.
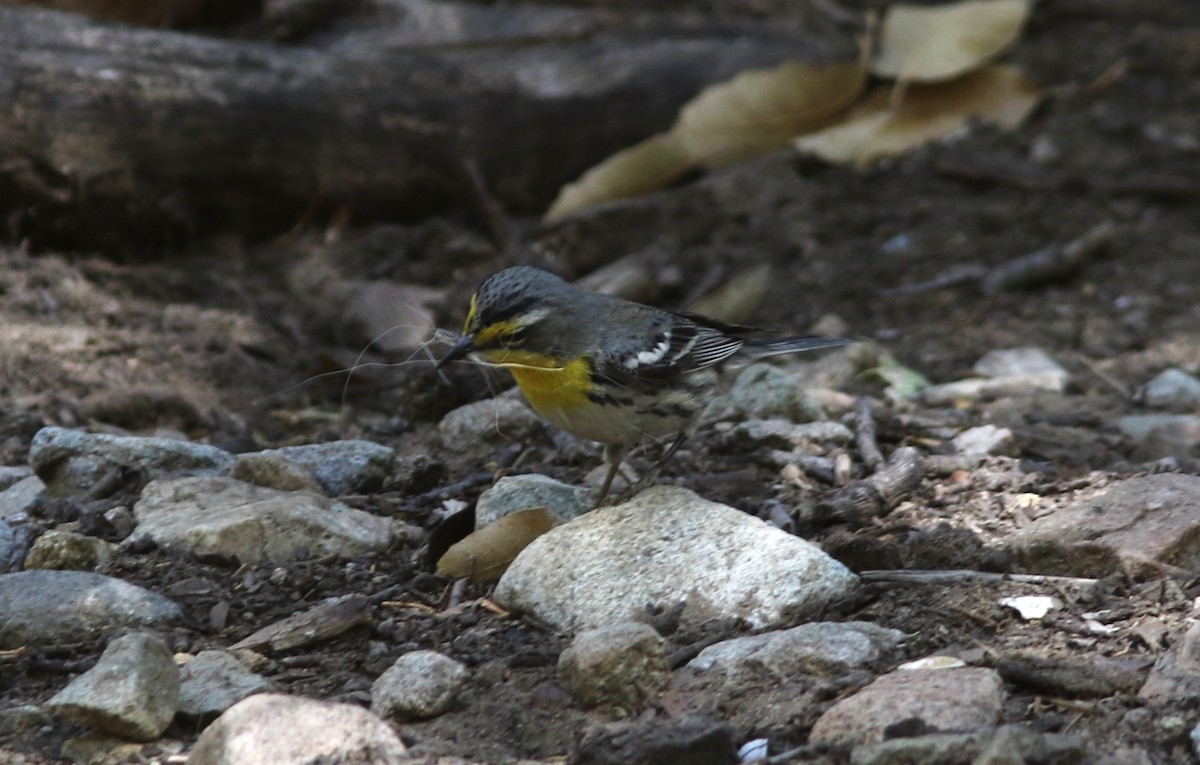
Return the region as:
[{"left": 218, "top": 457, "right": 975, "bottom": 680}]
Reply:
[{"left": 742, "top": 336, "right": 855, "bottom": 358}]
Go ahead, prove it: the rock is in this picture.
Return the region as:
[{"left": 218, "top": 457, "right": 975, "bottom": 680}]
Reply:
[
  {"left": 0, "top": 516, "right": 36, "bottom": 574},
  {"left": 28, "top": 426, "right": 236, "bottom": 497},
  {"left": 371, "top": 650, "right": 468, "bottom": 720},
  {"left": 187, "top": 693, "right": 408, "bottom": 765},
  {"left": 0, "top": 466, "right": 33, "bottom": 492},
  {"left": 1116, "top": 414, "right": 1200, "bottom": 461},
  {"left": 475, "top": 474, "right": 594, "bottom": 527},
  {"left": 47, "top": 632, "right": 180, "bottom": 741},
  {"left": 495, "top": 486, "right": 857, "bottom": 632},
  {"left": 809, "top": 666, "right": 1004, "bottom": 747},
  {"left": 704, "top": 363, "right": 825, "bottom": 423},
  {"left": 128, "top": 476, "right": 395, "bottom": 565},
  {"left": 344, "top": 281, "right": 441, "bottom": 352},
  {"left": 24, "top": 529, "right": 115, "bottom": 571},
  {"left": 0, "top": 475, "right": 44, "bottom": 515},
  {"left": 558, "top": 623, "right": 669, "bottom": 715},
  {"left": 178, "top": 650, "right": 275, "bottom": 720},
  {"left": 0, "top": 570, "right": 182, "bottom": 649},
  {"left": 249, "top": 440, "right": 395, "bottom": 495},
  {"left": 572, "top": 714, "right": 737, "bottom": 765},
  {"left": 951, "top": 425, "right": 1015, "bottom": 457},
  {"left": 437, "top": 396, "right": 544, "bottom": 453},
  {"left": 687, "top": 621, "right": 904, "bottom": 677},
  {"left": 230, "top": 453, "right": 324, "bottom": 494},
  {"left": 1011, "top": 474, "right": 1200, "bottom": 577},
  {"left": 731, "top": 418, "right": 854, "bottom": 448},
  {"left": 59, "top": 732, "right": 149, "bottom": 765},
  {"left": 1140, "top": 622, "right": 1200, "bottom": 704},
  {"left": 847, "top": 726, "right": 1084, "bottom": 765},
  {"left": 0, "top": 705, "right": 53, "bottom": 738},
  {"left": 973, "top": 347, "right": 1069, "bottom": 383},
  {"left": 1139, "top": 368, "right": 1200, "bottom": 408}
]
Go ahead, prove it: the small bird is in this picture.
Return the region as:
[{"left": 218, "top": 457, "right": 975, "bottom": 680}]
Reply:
[{"left": 437, "top": 266, "right": 851, "bottom": 503}]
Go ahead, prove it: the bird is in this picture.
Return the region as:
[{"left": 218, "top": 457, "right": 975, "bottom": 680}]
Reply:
[{"left": 436, "top": 266, "right": 852, "bottom": 503}]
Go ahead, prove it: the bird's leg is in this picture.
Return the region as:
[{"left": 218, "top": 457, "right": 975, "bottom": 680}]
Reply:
[
  {"left": 594, "top": 443, "right": 629, "bottom": 507},
  {"left": 656, "top": 431, "right": 688, "bottom": 469}
]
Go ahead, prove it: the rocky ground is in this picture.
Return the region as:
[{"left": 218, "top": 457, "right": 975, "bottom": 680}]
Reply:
[{"left": 3, "top": 0, "right": 1200, "bottom": 763}]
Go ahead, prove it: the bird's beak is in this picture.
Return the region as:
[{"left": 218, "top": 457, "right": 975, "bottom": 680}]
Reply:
[{"left": 436, "top": 334, "right": 477, "bottom": 370}]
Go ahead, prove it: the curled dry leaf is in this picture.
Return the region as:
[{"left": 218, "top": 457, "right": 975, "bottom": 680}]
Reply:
[
  {"left": 544, "top": 133, "right": 691, "bottom": 223},
  {"left": 435, "top": 507, "right": 557, "bottom": 583},
  {"left": 794, "top": 65, "right": 1041, "bottom": 166},
  {"left": 544, "top": 58, "right": 866, "bottom": 222},
  {"left": 674, "top": 59, "right": 867, "bottom": 169},
  {"left": 872, "top": 0, "right": 1031, "bottom": 83}
]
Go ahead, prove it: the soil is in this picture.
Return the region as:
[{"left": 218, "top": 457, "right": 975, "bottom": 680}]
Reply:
[{"left": 3, "top": 0, "right": 1200, "bottom": 762}]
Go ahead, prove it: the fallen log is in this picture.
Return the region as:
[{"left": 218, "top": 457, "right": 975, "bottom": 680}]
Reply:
[{"left": 0, "top": 4, "right": 851, "bottom": 252}]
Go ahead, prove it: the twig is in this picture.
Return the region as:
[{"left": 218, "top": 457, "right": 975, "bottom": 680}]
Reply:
[
  {"left": 813, "top": 446, "right": 923, "bottom": 525},
  {"left": 854, "top": 398, "right": 885, "bottom": 472},
  {"left": 860, "top": 569, "right": 1100, "bottom": 587}
]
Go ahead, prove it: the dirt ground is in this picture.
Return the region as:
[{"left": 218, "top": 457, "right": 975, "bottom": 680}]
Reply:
[{"left": 3, "top": 0, "right": 1200, "bottom": 762}]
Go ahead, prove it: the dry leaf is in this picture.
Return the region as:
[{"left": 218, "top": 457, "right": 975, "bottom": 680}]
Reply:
[
  {"left": 675, "top": 60, "right": 867, "bottom": 169},
  {"left": 795, "top": 65, "right": 1040, "bottom": 165},
  {"left": 544, "top": 133, "right": 691, "bottom": 223},
  {"left": 873, "top": 0, "right": 1030, "bottom": 83},
  {"left": 686, "top": 264, "right": 773, "bottom": 325},
  {"left": 435, "top": 507, "right": 557, "bottom": 583}
]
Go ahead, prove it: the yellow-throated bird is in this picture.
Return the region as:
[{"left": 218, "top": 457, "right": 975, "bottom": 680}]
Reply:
[{"left": 437, "top": 266, "right": 851, "bottom": 502}]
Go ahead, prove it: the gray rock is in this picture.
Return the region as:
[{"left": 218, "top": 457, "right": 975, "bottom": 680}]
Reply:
[
  {"left": 475, "top": 474, "right": 594, "bottom": 527},
  {"left": 371, "top": 650, "right": 468, "bottom": 720},
  {"left": 810, "top": 666, "right": 1004, "bottom": 747},
  {"left": 437, "top": 396, "right": 544, "bottom": 453},
  {"left": 28, "top": 427, "right": 235, "bottom": 497},
  {"left": 47, "top": 632, "right": 180, "bottom": 741},
  {"left": 973, "top": 347, "right": 1069, "bottom": 382},
  {"left": 495, "top": 486, "right": 858, "bottom": 632},
  {"left": 178, "top": 650, "right": 275, "bottom": 720},
  {"left": 688, "top": 621, "right": 904, "bottom": 677},
  {"left": 249, "top": 440, "right": 395, "bottom": 495},
  {"left": 1116, "top": 414, "right": 1200, "bottom": 460},
  {"left": 128, "top": 476, "right": 395, "bottom": 565},
  {"left": 951, "top": 425, "right": 1016, "bottom": 457},
  {"left": 732, "top": 418, "right": 854, "bottom": 448},
  {"left": 0, "top": 466, "right": 33, "bottom": 492},
  {"left": 1139, "top": 368, "right": 1200, "bottom": 408},
  {"left": 187, "top": 693, "right": 408, "bottom": 765},
  {"left": 1140, "top": 622, "right": 1200, "bottom": 704},
  {"left": 24, "top": 529, "right": 115, "bottom": 571},
  {"left": 848, "top": 726, "right": 1082, "bottom": 765},
  {"left": 705, "top": 363, "right": 825, "bottom": 423},
  {"left": 0, "top": 475, "right": 44, "bottom": 515},
  {"left": 0, "top": 705, "right": 53, "bottom": 738},
  {"left": 0, "top": 570, "right": 182, "bottom": 649},
  {"left": 558, "top": 623, "right": 669, "bottom": 715},
  {"left": 1011, "top": 474, "right": 1200, "bottom": 577},
  {"left": 0, "top": 516, "right": 36, "bottom": 574}
]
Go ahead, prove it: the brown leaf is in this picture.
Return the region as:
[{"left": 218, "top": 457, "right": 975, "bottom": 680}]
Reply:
[
  {"left": 872, "top": 0, "right": 1031, "bottom": 83},
  {"left": 794, "top": 65, "right": 1041, "bottom": 165},
  {"left": 544, "top": 133, "right": 691, "bottom": 223},
  {"left": 675, "top": 59, "right": 868, "bottom": 169},
  {"left": 435, "top": 507, "right": 558, "bottom": 583},
  {"left": 686, "top": 264, "right": 773, "bottom": 325}
]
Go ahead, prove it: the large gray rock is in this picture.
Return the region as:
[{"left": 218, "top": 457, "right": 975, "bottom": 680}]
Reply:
[
  {"left": 437, "top": 396, "right": 543, "bottom": 454},
  {"left": 0, "top": 475, "right": 44, "bottom": 515},
  {"left": 810, "top": 666, "right": 1004, "bottom": 747},
  {"left": 128, "top": 476, "right": 395, "bottom": 565},
  {"left": 248, "top": 440, "right": 395, "bottom": 495},
  {"left": 0, "top": 570, "right": 181, "bottom": 648},
  {"left": 495, "top": 486, "right": 858, "bottom": 632},
  {"left": 28, "top": 426, "right": 236, "bottom": 497},
  {"left": 47, "top": 632, "right": 180, "bottom": 741},
  {"left": 188, "top": 693, "right": 407, "bottom": 765},
  {"left": 687, "top": 621, "right": 904, "bottom": 677},
  {"left": 1011, "top": 474, "right": 1200, "bottom": 577}
]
